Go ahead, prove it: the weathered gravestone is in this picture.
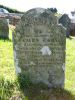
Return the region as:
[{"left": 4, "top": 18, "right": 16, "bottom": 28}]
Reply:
[
  {"left": 0, "top": 18, "right": 9, "bottom": 39},
  {"left": 13, "top": 8, "right": 66, "bottom": 88}
]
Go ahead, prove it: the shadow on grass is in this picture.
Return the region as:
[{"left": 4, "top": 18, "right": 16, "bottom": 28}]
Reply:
[
  {"left": 67, "top": 36, "right": 75, "bottom": 40},
  {"left": 0, "top": 38, "right": 12, "bottom": 42},
  {"left": 18, "top": 73, "right": 75, "bottom": 100},
  {"left": 67, "top": 36, "right": 72, "bottom": 40}
]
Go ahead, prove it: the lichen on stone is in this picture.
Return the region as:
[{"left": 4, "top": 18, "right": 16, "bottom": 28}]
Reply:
[{"left": 13, "top": 8, "right": 66, "bottom": 88}]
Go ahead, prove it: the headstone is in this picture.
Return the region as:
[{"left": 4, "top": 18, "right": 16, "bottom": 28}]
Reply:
[
  {"left": 59, "top": 14, "right": 71, "bottom": 37},
  {"left": 13, "top": 8, "right": 66, "bottom": 88},
  {"left": 0, "top": 18, "right": 9, "bottom": 39}
]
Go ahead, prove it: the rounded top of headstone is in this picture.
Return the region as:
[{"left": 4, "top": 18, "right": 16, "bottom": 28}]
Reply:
[
  {"left": 22, "top": 8, "right": 52, "bottom": 16},
  {"left": 20, "top": 8, "right": 57, "bottom": 25},
  {"left": 22, "top": 8, "right": 53, "bottom": 17},
  {"left": 26, "top": 8, "right": 46, "bottom": 15},
  {"left": 21, "top": 8, "right": 55, "bottom": 19}
]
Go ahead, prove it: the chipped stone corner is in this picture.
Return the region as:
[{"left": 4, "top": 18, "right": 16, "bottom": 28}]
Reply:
[
  {"left": 62, "top": 63, "right": 65, "bottom": 71},
  {"left": 15, "top": 65, "right": 21, "bottom": 74}
]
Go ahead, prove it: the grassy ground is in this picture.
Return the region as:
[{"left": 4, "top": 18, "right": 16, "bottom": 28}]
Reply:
[
  {"left": 65, "top": 38, "right": 75, "bottom": 93},
  {"left": 0, "top": 30, "right": 75, "bottom": 100}
]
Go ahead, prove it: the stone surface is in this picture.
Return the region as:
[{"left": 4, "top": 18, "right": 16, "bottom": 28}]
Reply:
[
  {"left": 0, "top": 18, "right": 9, "bottom": 39},
  {"left": 58, "top": 14, "right": 71, "bottom": 37},
  {"left": 13, "top": 8, "right": 66, "bottom": 88}
]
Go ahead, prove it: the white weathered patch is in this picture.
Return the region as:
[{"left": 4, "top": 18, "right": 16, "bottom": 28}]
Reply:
[
  {"left": 62, "top": 63, "right": 65, "bottom": 71},
  {"left": 40, "top": 46, "right": 51, "bottom": 55},
  {"left": 14, "top": 50, "right": 21, "bottom": 74},
  {"left": 30, "top": 61, "right": 35, "bottom": 65}
]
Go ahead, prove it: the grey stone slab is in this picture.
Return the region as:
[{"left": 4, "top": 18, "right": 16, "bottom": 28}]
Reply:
[{"left": 13, "top": 8, "right": 66, "bottom": 88}]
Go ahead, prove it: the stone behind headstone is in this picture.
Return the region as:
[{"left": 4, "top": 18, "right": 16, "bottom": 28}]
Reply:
[
  {"left": 13, "top": 8, "right": 66, "bottom": 88},
  {"left": 0, "top": 18, "right": 9, "bottom": 39},
  {"left": 59, "top": 14, "right": 71, "bottom": 37}
]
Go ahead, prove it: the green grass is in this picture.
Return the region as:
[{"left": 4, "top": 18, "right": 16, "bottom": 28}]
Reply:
[
  {"left": 0, "top": 31, "right": 75, "bottom": 100},
  {"left": 65, "top": 38, "right": 75, "bottom": 93}
]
